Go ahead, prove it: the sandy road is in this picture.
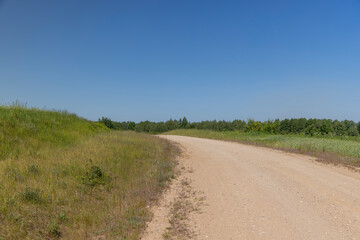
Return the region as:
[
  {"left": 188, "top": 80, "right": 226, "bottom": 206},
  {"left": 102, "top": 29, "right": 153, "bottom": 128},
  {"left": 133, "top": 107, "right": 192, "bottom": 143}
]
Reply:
[{"left": 142, "top": 135, "right": 360, "bottom": 240}]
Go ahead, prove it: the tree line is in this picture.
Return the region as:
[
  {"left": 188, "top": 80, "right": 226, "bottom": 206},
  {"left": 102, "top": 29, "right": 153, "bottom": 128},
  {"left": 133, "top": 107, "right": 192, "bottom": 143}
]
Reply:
[{"left": 99, "top": 117, "right": 360, "bottom": 137}]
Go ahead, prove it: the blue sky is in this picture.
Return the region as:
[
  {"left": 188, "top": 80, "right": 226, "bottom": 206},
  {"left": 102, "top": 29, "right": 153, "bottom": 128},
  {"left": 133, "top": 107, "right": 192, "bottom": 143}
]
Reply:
[{"left": 1, "top": 0, "right": 359, "bottom": 122}]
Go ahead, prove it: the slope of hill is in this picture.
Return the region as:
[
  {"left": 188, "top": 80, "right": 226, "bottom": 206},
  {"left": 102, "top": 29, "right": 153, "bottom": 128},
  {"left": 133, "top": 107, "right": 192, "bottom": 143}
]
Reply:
[{"left": 0, "top": 106, "right": 178, "bottom": 239}]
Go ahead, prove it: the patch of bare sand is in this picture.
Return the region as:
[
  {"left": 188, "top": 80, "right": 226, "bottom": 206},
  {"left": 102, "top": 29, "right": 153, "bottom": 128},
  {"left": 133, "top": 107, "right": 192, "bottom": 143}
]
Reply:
[{"left": 141, "top": 147, "right": 204, "bottom": 240}]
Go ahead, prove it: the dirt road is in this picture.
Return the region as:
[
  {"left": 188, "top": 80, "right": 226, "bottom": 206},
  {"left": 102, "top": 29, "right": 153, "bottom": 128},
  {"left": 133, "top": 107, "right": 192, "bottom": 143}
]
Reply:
[{"left": 142, "top": 135, "right": 360, "bottom": 240}]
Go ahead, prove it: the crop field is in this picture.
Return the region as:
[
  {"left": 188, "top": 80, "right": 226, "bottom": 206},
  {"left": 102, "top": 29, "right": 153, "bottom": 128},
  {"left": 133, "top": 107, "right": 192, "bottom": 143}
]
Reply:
[
  {"left": 0, "top": 106, "right": 178, "bottom": 239},
  {"left": 164, "top": 129, "right": 360, "bottom": 167}
]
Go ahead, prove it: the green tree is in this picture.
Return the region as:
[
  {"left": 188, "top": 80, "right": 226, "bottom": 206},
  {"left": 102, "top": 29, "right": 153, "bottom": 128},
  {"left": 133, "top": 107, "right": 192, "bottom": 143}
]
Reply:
[
  {"left": 245, "top": 119, "right": 263, "bottom": 132},
  {"left": 232, "top": 120, "right": 246, "bottom": 131},
  {"left": 180, "top": 117, "right": 189, "bottom": 128},
  {"left": 333, "top": 120, "right": 347, "bottom": 136},
  {"left": 279, "top": 119, "right": 290, "bottom": 134},
  {"left": 319, "top": 119, "right": 334, "bottom": 135},
  {"left": 99, "top": 117, "right": 114, "bottom": 129},
  {"left": 128, "top": 121, "right": 136, "bottom": 131},
  {"left": 343, "top": 120, "right": 358, "bottom": 136}
]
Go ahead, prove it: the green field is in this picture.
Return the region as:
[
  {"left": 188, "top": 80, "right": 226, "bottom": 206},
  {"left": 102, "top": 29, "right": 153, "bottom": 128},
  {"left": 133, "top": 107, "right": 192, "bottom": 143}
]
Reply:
[
  {"left": 164, "top": 129, "right": 360, "bottom": 167},
  {"left": 0, "top": 106, "right": 178, "bottom": 239}
]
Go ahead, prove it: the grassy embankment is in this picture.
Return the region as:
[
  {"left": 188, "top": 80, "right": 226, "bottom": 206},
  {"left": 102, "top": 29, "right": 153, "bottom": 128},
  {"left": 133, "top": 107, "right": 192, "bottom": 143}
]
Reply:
[
  {"left": 0, "top": 106, "right": 178, "bottom": 240},
  {"left": 164, "top": 129, "right": 360, "bottom": 168}
]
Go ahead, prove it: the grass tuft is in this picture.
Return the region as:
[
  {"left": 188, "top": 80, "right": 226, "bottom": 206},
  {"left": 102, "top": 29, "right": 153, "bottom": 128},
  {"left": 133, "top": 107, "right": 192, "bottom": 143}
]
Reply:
[
  {"left": 20, "top": 187, "right": 42, "bottom": 204},
  {"left": 27, "top": 164, "right": 40, "bottom": 175},
  {"left": 47, "top": 220, "right": 61, "bottom": 238},
  {"left": 57, "top": 212, "right": 68, "bottom": 222}
]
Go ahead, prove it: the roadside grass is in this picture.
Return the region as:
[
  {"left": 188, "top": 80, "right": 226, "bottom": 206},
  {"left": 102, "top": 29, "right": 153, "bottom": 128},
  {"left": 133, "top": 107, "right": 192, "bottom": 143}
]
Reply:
[
  {"left": 0, "top": 106, "right": 178, "bottom": 239},
  {"left": 164, "top": 129, "right": 360, "bottom": 168}
]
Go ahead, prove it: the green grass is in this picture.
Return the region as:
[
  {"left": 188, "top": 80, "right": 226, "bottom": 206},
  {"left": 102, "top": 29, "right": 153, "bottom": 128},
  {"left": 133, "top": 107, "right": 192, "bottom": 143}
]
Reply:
[
  {"left": 0, "top": 105, "right": 178, "bottom": 239},
  {"left": 0, "top": 105, "right": 108, "bottom": 160},
  {"left": 164, "top": 129, "right": 360, "bottom": 167}
]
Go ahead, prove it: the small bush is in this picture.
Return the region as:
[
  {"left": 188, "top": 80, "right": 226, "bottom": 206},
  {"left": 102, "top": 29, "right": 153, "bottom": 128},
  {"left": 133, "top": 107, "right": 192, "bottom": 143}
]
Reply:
[
  {"left": 20, "top": 187, "right": 42, "bottom": 204},
  {"left": 82, "top": 164, "right": 108, "bottom": 186}
]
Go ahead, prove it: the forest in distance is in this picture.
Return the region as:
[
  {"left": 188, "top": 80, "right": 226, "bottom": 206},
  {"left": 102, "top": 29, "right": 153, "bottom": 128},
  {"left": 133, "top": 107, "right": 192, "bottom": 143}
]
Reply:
[{"left": 99, "top": 117, "right": 360, "bottom": 137}]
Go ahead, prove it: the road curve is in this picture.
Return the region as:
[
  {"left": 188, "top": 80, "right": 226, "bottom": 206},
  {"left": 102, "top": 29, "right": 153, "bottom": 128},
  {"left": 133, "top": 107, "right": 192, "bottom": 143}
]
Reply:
[{"left": 144, "top": 135, "right": 360, "bottom": 240}]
